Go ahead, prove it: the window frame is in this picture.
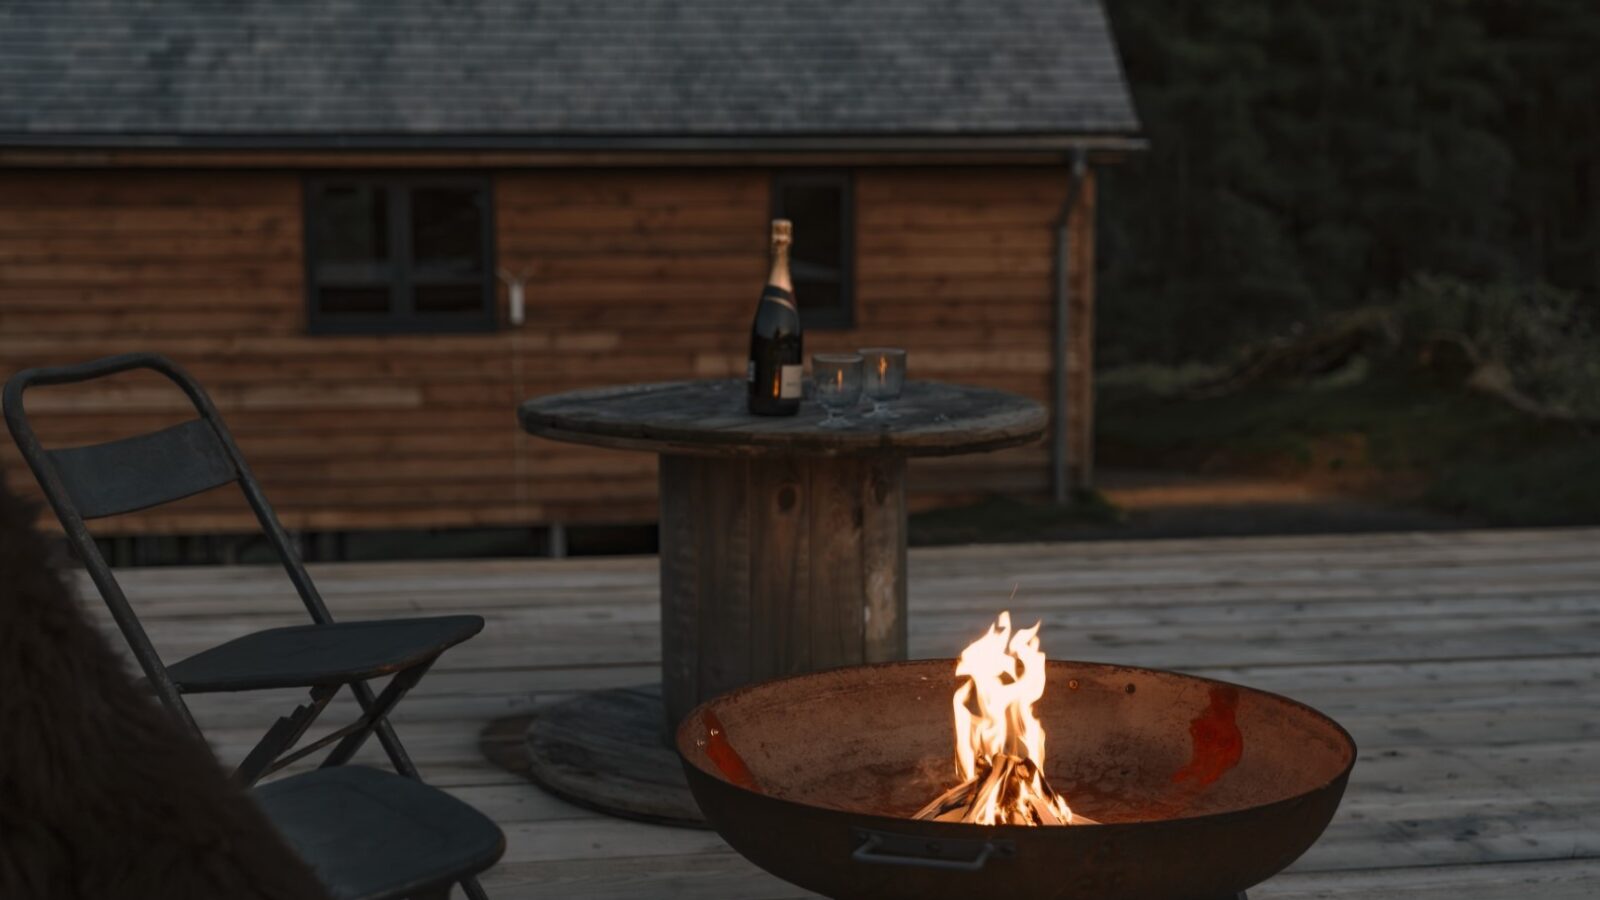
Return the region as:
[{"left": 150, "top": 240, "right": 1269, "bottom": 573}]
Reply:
[
  {"left": 303, "top": 173, "right": 497, "bottom": 335},
  {"left": 770, "top": 170, "right": 855, "bottom": 330}
]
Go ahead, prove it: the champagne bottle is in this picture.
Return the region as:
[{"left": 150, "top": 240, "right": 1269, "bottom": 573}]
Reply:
[{"left": 747, "top": 219, "right": 803, "bottom": 416}]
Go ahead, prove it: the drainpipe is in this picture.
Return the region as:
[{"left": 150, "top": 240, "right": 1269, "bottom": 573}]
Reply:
[{"left": 1052, "top": 146, "right": 1090, "bottom": 505}]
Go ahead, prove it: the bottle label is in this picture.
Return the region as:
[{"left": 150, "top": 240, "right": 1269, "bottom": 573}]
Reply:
[
  {"left": 763, "top": 287, "right": 797, "bottom": 312},
  {"left": 779, "top": 365, "right": 802, "bottom": 399},
  {"left": 746, "top": 360, "right": 756, "bottom": 383}
]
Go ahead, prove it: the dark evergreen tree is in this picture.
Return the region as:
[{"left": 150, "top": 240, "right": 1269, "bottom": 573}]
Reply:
[
  {"left": 1098, "top": 0, "right": 1596, "bottom": 366},
  {"left": 1479, "top": 0, "right": 1600, "bottom": 293}
]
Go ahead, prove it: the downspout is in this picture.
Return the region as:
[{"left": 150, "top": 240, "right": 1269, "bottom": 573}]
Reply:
[{"left": 1052, "top": 146, "right": 1090, "bottom": 505}]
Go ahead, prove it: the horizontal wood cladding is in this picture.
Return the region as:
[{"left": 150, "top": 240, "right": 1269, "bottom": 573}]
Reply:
[{"left": 0, "top": 167, "right": 1090, "bottom": 535}]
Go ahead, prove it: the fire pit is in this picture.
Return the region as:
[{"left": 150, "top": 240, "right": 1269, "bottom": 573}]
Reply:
[{"left": 676, "top": 644, "right": 1354, "bottom": 900}]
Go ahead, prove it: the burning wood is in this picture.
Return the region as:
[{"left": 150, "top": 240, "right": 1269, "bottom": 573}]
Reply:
[
  {"left": 914, "top": 611, "right": 1096, "bottom": 826},
  {"left": 913, "top": 753, "right": 1083, "bottom": 825}
]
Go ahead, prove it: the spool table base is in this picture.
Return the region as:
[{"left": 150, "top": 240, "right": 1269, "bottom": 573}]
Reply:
[{"left": 480, "top": 683, "right": 707, "bottom": 828}]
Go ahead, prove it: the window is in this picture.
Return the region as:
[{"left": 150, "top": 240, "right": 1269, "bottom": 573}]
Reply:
[
  {"left": 305, "top": 175, "right": 495, "bottom": 333},
  {"left": 771, "top": 171, "right": 854, "bottom": 329}
]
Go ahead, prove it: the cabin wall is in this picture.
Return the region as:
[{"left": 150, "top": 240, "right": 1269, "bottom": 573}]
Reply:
[{"left": 0, "top": 166, "right": 1094, "bottom": 535}]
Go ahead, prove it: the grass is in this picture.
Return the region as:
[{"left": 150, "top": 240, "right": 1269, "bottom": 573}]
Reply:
[{"left": 1096, "top": 364, "right": 1600, "bottom": 526}]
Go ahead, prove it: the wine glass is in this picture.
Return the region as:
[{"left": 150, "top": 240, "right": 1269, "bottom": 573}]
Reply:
[
  {"left": 859, "top": 348, "right": 907, "bottom": 419},
  {"left": 812, "top": 354, "right": 864, "bottom": 428}
]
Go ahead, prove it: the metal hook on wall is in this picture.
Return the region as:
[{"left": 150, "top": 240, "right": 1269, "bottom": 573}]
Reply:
[{"left": 496, "top": 266, "right": 531, "bottom": 326}]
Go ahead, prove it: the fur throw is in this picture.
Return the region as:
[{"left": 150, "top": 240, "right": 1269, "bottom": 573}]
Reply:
[{"left": 0, "top": 478, "right": 331, "bottom": 900}]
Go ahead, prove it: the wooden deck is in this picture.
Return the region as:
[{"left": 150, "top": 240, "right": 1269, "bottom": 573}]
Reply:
[{"left": 95, "top": 527, "right": 1600, "bottom": 898}]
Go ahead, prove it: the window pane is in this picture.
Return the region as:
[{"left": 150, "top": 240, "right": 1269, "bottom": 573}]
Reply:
[
  {"left": 781, "top": 181, "right": 843, "bottom": 272},
  {"left": 318, "top": 286, "right": 390, "bottom": 315},
  {"left": 412, "top": 186, "right": 484, "bottom": 274},
  {"left": 305, "top": 176, "right": 495, "bottom": 333},
  {"left": 795, "top": 279, "right": 840, "bottom": 316},
  {"left": 415, "top": 284, "right": 485, "bottom": 314},
  {"left": 316, "top": 185, "right": 388, "bottom": 263}
]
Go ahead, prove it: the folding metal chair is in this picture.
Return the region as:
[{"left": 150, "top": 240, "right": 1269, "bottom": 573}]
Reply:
[{"left": 5, "top": 352, "right": 499, "bottom": 900}]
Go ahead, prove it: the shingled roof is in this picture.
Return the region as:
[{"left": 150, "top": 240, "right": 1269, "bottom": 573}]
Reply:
[{"left": 0, "top": 0, "right": 1139, "bottom": 151}]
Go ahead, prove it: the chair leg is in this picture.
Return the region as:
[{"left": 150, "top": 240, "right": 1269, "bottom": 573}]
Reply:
[
  {"left": 347, "top": 675, "right": 423, "bottom": 777},
  {"left": 372, "top": 704, "right": 422, "bottom": 776},
  {"left": 233, "top": 684, "right": 337, "bottom": 786},
  {"left": 331, "top": 661, "right": 490, "bottom": 899},
  {"left": 321, "top": 659, "right": 433, "bottom": 768}
]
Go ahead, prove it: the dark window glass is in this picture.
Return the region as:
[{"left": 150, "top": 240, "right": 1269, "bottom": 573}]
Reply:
[
  {"left": 412, "top": 186, "right": 484, "bottom": 274},
  {"left": 305, "top": 176, "right": 494, "bottom": 334},
  {"left": 795, "top": 281, "right": 841, "bottom": 315},
  {"left": 316, "top": 185, "right": 388, "bottom": 263},
  {"left": 415, "top": 284, "right": 485, "bottom": 314},
  {"left": 318, "top": 286, "right": 391, "bottom": 315},
  {"left": 772, "top": 172, "right": 853, "bottom": 329},
  {"left": 780, "top": 184, "right": 843, "bottom": 275}
]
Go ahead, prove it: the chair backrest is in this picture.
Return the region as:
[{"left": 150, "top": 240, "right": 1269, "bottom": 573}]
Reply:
[{"left": 3, "top": 353, "right": 339, "bottom": 734}]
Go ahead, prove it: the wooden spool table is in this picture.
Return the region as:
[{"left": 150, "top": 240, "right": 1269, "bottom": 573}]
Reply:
[{"left": 508, "top": 378, "right": 1045, "bottom": 825}]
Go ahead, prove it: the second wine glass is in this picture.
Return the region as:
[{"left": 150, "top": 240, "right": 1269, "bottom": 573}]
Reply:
[
  {"left": 859, "top": 347, "right": 907, "bottom": 419},
  {"left": 812, "top": 354, "right": 864, "bottom": 428}
]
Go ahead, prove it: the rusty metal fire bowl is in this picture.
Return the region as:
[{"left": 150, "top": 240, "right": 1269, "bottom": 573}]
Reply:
[{"left": 677, "top": 660, "right": 1355, "bottom": 900}]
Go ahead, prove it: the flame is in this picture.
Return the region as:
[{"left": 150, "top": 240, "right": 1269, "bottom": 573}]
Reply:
[
  {"left": 877, "top": 355, "right": 888, "bottom": 379},
  {"left": 835, "top": 368, "right": 844, "bottom": 390},
  {"left": 949, "top": 611, "right": 1078, "bottom": 825}
]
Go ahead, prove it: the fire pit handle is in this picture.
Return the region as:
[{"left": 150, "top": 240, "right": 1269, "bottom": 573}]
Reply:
[{"left": 850, "top": 827, "right": 1015, "bottom": 872}]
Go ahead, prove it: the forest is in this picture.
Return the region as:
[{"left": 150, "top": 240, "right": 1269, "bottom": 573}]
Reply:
[
  {"left": 1098, "top": 0, "right": 1599, "bottom": 367},
  {"left": 1084, "top": 0, "right": 1600, "bottom": 528}
]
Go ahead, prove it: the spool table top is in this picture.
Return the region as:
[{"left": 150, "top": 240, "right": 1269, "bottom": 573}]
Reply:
[{"left": 517, "top": 378, "right": 1046, "bottom": 458}]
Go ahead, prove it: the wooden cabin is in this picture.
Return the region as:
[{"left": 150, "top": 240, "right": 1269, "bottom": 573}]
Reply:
[{"left": 0, "top": 1, "right": 1140, "bottom": 544}]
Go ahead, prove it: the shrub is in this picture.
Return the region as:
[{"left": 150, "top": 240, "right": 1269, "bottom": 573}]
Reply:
[{"left": 1393, "top": 276, "right": 1600, "bottom": 419}]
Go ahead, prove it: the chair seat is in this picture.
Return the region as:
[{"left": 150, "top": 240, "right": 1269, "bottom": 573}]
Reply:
[
  {"left": 168, "top": 616, "right": 484, "bottom": 692},
  {"left": 255, "top": 765, "right": 504, "bottom": 900}
]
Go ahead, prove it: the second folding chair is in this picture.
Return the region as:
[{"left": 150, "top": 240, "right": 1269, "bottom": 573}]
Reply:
[{"left": 5, "top": 352, "right": 499, "bottom": 900}]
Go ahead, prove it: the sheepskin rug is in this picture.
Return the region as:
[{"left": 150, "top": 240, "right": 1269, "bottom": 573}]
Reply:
[{"left": 0, "top": 477, "right": 330, "bottom": 899}]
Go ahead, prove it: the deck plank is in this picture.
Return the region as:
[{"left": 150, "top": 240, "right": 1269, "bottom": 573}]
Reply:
[{"left": 75, "top": 526, "right": 1600, "bottom": 899}]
